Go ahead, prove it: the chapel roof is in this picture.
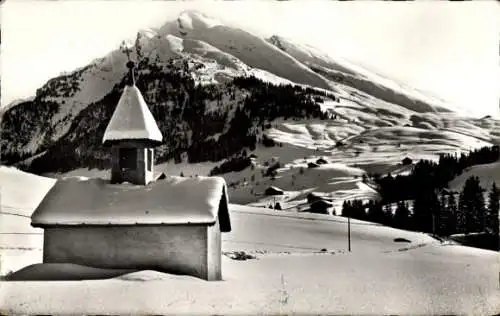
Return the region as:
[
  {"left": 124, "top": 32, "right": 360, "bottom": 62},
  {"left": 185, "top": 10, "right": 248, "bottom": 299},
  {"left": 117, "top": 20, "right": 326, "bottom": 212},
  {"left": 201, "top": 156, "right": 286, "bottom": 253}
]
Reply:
[{"left": 31, "top": 176, "right": 231, "bottom": 232}]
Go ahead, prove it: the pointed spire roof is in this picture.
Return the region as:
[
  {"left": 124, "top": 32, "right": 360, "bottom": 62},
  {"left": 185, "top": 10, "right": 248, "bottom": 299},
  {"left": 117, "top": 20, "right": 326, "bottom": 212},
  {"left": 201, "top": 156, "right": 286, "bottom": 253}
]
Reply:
[{"left": 102, "top": 61, "right": 163, "bottom": 146}]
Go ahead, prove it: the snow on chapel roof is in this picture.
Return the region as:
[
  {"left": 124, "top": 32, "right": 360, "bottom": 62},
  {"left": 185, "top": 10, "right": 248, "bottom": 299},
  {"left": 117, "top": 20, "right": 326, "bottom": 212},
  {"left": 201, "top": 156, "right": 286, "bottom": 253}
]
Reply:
[
  {"left": 31, "top": 176, "right": 231, "bottom": 232},
  {"left": 102, "top": 85, "right": 163, "bottom": 145},
  {"left": 102, "top": 62, "right": 162, "bottom": 145}
]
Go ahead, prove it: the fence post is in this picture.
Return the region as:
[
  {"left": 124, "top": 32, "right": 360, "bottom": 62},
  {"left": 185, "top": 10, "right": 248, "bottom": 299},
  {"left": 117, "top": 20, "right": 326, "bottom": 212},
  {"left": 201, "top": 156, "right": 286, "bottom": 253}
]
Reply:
[{"left": 348, "top": 216, "right": 351, "bottom": 252}]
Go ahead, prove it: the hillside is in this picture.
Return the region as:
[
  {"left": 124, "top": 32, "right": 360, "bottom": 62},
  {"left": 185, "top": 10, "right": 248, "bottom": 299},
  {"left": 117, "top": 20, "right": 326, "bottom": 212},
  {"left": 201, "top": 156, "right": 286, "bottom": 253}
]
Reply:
[
  {"left": 266, "top": 35, "right": 465, "bottom": 115},
  {"left": 0, "top": 167, "right": 56, "bottom": 274},
  {"left": 450, "top": 161, "right": 500, "bottom": 192},
  {"left": 158, "top": 11, "right": 333, "bottom": 90}
]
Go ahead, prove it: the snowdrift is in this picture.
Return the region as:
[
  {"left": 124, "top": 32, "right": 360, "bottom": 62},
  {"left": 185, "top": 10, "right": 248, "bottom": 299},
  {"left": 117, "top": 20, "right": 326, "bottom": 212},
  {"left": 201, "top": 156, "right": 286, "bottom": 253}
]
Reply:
[{"left": 3, "top": 263, "right": 137, "bottom": 281}]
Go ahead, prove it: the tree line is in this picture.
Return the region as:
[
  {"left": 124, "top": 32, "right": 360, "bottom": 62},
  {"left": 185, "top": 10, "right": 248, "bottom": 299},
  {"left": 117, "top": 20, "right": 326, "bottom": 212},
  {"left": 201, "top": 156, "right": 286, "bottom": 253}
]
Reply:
[
  {"left": 209, "top": 152, "right": 252, "bottom": 176},
  {"left": 343, "top": 178, "right": 499, "bottom": 249},
  {"left": 343, "top": 145, "right": 500, "bottom": 250},
  {"left": 367, "top": 146, "right": 499, "bottom": 204}
]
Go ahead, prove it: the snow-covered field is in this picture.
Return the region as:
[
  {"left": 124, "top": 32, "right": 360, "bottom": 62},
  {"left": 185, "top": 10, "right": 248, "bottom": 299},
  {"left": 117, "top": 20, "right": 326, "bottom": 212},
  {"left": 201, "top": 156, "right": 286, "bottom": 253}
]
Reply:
[
  {"left": 0, "top": 206, "right": 498, "bottom": 315},
  {"left": 0, "top": 167, "right": 56, "bottom": 275},
  {"left": 450, "top": 161, "right": 500, "bottom": 192},
  {"left": 1, "top": 168, "right": 499, "bottom": 315}
]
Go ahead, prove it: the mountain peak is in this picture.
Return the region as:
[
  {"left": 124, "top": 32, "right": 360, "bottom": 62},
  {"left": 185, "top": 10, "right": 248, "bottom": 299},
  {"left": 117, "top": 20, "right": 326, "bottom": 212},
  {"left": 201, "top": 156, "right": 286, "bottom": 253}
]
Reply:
[{"left": 176, "top": 10, "right": 223, "bottom": 30}]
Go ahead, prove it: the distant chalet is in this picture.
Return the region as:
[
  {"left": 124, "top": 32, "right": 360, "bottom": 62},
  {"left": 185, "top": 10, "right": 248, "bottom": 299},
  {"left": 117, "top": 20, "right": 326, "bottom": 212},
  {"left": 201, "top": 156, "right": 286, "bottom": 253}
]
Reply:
[
  {"left": 402, "top": 157, "right": 413, "bottom": 166},
  {"left": 309, "top": 199, "right": 333, "bottom": 214},
  {"left": 316, "top": 158, "right": 328, "bottom": 165},
  {"left": 307, "top": 192, "right": 326, "bottom": 204},
  {"left": 31, "top": 60, "right": 231, "bottom": 281},
  {"left": 264, "top": 186, "right": 284, "bottom": 196},
  {"left": 308, "top": 162, "right": 320, "bottom": 169},
  {"left": 306, "top": 192, "right": 333, "bottom": 214}
]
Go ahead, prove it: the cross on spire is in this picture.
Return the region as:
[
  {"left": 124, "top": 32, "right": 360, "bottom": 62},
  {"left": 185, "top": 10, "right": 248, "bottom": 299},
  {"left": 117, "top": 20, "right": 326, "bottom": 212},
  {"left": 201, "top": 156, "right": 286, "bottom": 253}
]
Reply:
[{"left": 120, "top": 41, "right": 135, "bottom": 86}]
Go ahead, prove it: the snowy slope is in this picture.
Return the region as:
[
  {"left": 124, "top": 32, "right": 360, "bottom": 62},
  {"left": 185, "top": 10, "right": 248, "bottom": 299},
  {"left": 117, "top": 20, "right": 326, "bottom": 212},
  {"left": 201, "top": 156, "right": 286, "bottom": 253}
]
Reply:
[
  {"left": 224, "top": 204, "right": 434, "bottom": 254},
  {"left": 1, "top": 166, "right": 498, "bottom": 314},
  {"left": 449, "top": 161, "right": 500, "bottom": 192},
  {"left": 267, "top": 35, "right": 468, "bottom": 115},
  {"left": 1, "top": 202, "right": 498, "bottom": 314},
  {"left": 0, "top": 166, "right": 56, "bottom": 212},
  {"left": 0, "top": 167, "right": 56, "bottom": 275},
  {"left": 158, "top": 10, "right": 333, "bottom": 90}
]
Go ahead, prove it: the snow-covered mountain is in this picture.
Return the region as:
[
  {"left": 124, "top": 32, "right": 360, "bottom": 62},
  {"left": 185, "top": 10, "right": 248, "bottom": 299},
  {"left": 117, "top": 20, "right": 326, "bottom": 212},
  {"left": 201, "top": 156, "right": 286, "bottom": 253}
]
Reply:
[
  {"left": 2, "top": 10, "right": 499, "bottom": 189},
  {"left": 266, "top": 35, "right": 463, "bottom": 114},
  {"left": 158, "top": 11, "right": 333, "bottom": 90}
]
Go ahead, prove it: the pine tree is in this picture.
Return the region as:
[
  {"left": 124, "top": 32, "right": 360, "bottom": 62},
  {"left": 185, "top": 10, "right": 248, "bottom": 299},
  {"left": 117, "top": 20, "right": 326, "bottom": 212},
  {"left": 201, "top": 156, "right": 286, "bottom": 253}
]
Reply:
[
  {"left": 477, "top": 182, "right": 487, "bottom": 232},
  {"left": 352, "top": 199, "right": 366, "bottom": 219},
  {"left": 430, "top": 190, "right": 442, "bottom": 235},
  {"left": 367, "top": 201, "right": 384, "bottom": 224},
  {"left": 394, "top": 201, "right": 410, "bottom": 229},
  {"left": 487, "top": 182, "right": 499, "bottom": 236},
  {"left": 412, "top": 193, "right": 433, "bottom": 233},
  {"left": 342, "top": 200, "right": 352, "bottom": 217},
  {"left": 437, "top": 190, "right": 448, "bottom": 235},
  {"left": 444, "top": 193, "right": 458, "bottom": 236},
  {"left": 459, "top": 176, "right": 486, "bottom": 233},
  {"left": 457, "top": 190, "right": 467, "bottom": 233},
  {"left": 383, "top": 203, "right": 393, "bottom": 226}
]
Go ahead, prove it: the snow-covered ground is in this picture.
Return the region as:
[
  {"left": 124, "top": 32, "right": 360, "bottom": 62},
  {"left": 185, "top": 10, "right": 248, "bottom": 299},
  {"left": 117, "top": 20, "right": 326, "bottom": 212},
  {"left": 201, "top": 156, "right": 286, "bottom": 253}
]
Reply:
[
  {"left": 1, "top": 168, "right": 499, "bottom": 314},
  {"left": 1, "top": 202, "right": 499, "bottom": 315},
  {"left": 449, "top": 161, "right": 500, "bottom": 192},
  {"left": 0, "top": 167, "right": 56, "bottom": 275}
]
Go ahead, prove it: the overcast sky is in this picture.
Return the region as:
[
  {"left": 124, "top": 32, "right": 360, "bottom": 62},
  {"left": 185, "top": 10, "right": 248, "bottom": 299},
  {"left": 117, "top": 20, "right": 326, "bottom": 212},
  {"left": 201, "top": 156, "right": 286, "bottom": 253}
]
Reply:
[{"left": 1, "top": 0, "right": 499, "bottom": 117}]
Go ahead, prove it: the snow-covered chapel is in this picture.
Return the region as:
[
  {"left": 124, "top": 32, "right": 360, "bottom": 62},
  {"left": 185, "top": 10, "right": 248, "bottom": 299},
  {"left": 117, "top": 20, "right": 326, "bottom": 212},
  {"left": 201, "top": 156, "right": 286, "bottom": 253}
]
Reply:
[{"left": 31, "top": 59, "right": 231, "bottom": 281}]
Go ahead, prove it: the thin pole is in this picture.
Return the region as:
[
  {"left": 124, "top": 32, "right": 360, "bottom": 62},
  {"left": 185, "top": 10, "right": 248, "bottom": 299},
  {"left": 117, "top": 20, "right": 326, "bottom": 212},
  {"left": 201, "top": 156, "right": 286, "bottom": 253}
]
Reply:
[
  {"left": 432, "top": 213, "right": 436, "bottom": 235},
  {"left": 348, "top": 216, "right": 351, "bottom": 252}
]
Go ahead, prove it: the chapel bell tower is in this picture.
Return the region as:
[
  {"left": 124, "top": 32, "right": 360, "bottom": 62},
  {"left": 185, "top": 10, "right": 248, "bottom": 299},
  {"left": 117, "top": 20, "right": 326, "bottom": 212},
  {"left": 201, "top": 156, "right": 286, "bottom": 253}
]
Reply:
[{"left": 102, "top": 55, "right": 163, "bottom": 185}]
